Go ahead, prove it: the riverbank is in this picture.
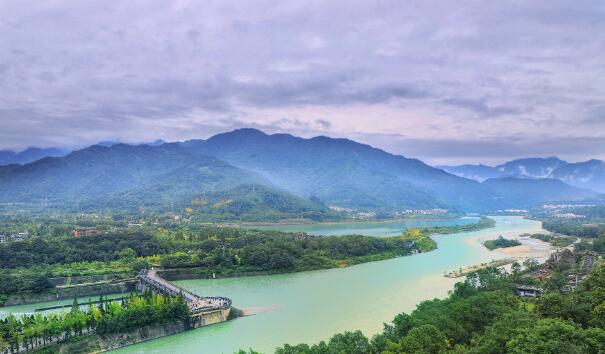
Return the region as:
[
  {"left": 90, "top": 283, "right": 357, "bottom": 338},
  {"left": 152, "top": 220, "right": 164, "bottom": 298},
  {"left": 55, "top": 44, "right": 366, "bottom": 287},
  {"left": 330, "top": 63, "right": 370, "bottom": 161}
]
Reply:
[
  {"left": 445, "top": 258, "right": 517, "bottom": 278},
  {"left": 245, "top": 215, "right": 483, "bottom": 237},
  {"left": 232, "top": 214, "right": 470, "bottom": 227},
  {"left": 2, "top": 218, "right": 493, "bottom": 309},
  {"left": 1, "top": 280, "right": 137, "bottom": 307},
  {"left": 28, "top": 321, "right": 188, "bottom": 354},
  {"left": 479, "top": 227, "right": 555, "bottom": 262},
  {"left": 1, "top": 218, "right": 480, "bottom": 309},
  {"left": 148, "top": 219, "right": 495, "bottom": 283}
]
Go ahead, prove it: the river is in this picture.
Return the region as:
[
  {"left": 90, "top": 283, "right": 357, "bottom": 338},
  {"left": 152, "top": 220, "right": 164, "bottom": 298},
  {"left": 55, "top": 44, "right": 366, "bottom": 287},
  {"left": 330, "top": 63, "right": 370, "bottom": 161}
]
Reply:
[
  {"left": 112, "top": 216, "right": 546, "bottom": 354},
  {"left": 249, "top": 216, "right": 479, "bottom": 237},
  {"left": 0, "top": 216, "right": 547, "bottom": 354}
]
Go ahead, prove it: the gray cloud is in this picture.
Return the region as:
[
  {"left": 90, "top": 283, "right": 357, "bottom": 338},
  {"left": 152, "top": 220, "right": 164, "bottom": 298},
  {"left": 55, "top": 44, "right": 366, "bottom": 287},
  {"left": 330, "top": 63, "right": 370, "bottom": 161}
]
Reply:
[
  {"left": 356, "top": 135, "right": 605, "bottom": 166},
  {"left": 1, "top": 0, "right": 605, "bottom": 164},
  {"left": 441, "top": 98, "right": 526, "bottom": 118}
]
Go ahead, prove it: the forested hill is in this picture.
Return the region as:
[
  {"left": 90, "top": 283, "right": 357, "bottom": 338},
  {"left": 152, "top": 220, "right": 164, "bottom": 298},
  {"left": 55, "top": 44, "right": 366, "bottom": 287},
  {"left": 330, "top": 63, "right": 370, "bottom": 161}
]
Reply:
[
  {"left": 0, "top": 147, "right": 69, "bottom": 166},
  {"left": 178, "top": 128, "right": 495, "bottom": 211},
  {"left": 0, "top": 145, "right": 253, "bottom": 210},
  {"left": 0, "top": 129, "right": 595, "bottom": 216},
  {"left": 176, "top": 129, "right": 593, "bottom": 211}
]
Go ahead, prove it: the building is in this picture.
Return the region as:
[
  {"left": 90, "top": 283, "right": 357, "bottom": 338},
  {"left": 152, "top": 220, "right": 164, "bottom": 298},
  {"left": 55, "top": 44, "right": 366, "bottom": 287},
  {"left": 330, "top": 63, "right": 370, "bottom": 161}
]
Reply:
[
  {"left": 73, "top": 229, "right": 102, "bottom": 237},
  {"left": 554, "top": 213, "right": 586, "bottom": 219},
  {"left": 0, "top": 231, "right": 28, "bottom": 243},
  {"left": 516, "top": 286, "right": 542, "bottom": 298}
]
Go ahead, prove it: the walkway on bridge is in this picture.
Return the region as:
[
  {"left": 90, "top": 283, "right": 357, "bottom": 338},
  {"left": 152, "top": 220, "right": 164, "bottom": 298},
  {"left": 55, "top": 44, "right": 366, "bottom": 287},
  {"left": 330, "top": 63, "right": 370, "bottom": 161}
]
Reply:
[{"left": 138, "top": 268, "right": 231, "bottom": 313}]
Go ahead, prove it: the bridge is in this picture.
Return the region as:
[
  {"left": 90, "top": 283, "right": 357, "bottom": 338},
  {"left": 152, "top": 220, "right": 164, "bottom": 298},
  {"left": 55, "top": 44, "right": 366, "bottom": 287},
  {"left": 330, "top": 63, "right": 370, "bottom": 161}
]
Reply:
[{"left": 137, "top": 268, "right": 232, "bottom": 326}]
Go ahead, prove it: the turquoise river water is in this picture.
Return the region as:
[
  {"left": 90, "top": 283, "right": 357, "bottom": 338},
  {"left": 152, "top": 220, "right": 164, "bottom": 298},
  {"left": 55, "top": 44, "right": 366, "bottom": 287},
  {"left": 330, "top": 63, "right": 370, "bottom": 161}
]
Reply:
[{"left": 250, "top": 216, "right": 478, "bottom": 237}]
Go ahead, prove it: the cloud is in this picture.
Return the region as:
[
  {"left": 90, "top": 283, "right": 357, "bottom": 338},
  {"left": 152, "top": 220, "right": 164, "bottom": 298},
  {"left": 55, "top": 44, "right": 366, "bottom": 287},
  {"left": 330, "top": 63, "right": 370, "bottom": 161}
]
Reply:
[
  {"left": 0, "top": 0, "right": 604, "bottom": 164},
  {"left": 315, "top": 119, "right": 331, "bottom": 129},
  {"left": 354, "top": 134, "right": 605, "bottom": 166},
  {"left": 441, "top": 98, "right": 525, "bottom": 118}
]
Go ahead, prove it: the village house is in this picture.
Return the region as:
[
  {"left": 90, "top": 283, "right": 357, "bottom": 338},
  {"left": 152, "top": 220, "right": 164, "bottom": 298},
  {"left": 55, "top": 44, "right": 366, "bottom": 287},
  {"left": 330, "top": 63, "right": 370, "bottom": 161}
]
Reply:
[
  {"left": 73, "top": 229, "right": 103, "bottom": 237},
  {"left": 0, "top": 231, "right": 29, "bottom": 242},
  {"left": 516, "top": 285, "right": 542, "bottom": 298}
]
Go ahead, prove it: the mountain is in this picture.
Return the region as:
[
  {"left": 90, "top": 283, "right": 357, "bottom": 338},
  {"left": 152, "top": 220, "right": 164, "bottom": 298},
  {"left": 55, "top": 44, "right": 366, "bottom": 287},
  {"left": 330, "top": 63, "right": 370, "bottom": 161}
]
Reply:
[
  {"left": 483, "top": 177, "right": 594, "bottom": 208},
  {"left": 0, "top": 129, "right": 595, "bottom": 215},
  {"left": 442, "top": 157, "right": 605, "bottom": 193},
  {"left": 96, "top": 139, "right": 166, "bottom": 148},
  {"left": 0, "top": 143, "right": 334, "bottom": 219},
  {"left": 0, "top": 144, "right": 254, "bottom": 209},
  {"left": 96, "top": 141, "right": 121, "bottom": 147},
  {"left": 496, "top": 157, "right": 568, "bottom": 178},
  {"left": 188, "top": 184, "right": 331, "bottom": 221},
  {"left": 441, "top": 157, "right": 569, "bottom": 181},
  {"left": 437, "top": 164, "right": 501, "bottom": 182},
  {"left": 0, "top": 147, "right": 69, "bottom": 166},
  {"left": 146, "top": 139, "right": 167, "bottom": 147},
  {"left": 551, "top": 160, "right": 605, "bottom": 193},
  {"left": 178, "top": 128, "right": 496, "bottom": 212},
  {"left": 177, "top": 129, "right": 594, "bottom": 212}
]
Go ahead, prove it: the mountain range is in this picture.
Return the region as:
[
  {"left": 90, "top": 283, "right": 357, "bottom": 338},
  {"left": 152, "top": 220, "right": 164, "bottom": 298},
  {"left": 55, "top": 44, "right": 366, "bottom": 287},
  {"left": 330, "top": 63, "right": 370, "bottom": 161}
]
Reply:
[
  {"left": 0, "top": 140, "right": 166, "bottom": 167},
  {"left": 0, "top": 129, "right": 598, "bottom": 217},
  {"left": 439, "top": 157, "right": 605, "bottom": 193},
  {"left": 0, "top": 147, "right": 69, "bottom": 166}
]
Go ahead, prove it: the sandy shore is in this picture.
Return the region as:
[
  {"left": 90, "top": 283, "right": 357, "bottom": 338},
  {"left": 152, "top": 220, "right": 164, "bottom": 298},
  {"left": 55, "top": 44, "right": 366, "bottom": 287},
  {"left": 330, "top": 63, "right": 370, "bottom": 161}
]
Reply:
[{"left": 480, "top": 226, "right": 555, "bottom": 263}]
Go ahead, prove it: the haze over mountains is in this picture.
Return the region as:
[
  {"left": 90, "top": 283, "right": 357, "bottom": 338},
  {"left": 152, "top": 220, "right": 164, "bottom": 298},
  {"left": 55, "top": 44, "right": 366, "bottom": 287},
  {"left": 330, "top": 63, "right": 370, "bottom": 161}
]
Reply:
[
  {"left": 0, "top": 140, "right": 166, "bottom": 167},
  {"left": 0, "top": 129, "right": 599, "bottom": 217},
  {"left": 0, "top": 148, "right": 69, "bottom": 166},
  {"left": 440, "top": 157, "right": 605, "bottom": 193}
]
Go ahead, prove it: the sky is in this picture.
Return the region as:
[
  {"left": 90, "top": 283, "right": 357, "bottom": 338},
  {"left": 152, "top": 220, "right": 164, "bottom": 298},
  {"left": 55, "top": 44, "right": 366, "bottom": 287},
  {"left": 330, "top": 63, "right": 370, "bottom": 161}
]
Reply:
[{"left": 1, "top": 0, "right": 605, "bottom": 165}]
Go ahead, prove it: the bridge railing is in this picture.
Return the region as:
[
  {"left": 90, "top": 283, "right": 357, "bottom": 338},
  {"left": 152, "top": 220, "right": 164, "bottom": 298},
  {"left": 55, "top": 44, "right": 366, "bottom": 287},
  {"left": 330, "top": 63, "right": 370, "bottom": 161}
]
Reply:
[{"left": 137, "top": 269, "right": 232, "bottom": 312}]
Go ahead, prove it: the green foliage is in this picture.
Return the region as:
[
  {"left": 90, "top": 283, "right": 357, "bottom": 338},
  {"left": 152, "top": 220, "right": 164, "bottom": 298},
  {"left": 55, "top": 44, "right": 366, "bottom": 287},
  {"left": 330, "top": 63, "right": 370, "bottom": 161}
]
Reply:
[
  {"left": 506, "top": 319, "right": 597, "bottom": 354},
  {"left": 0, "top": 293, "right": 188, "bottom": 353},
  {"left": 187, "top": 184, "right": 335, "bottom": 222},
  {"left": 0, "top": 230, "right": 169, "bottom": 269},
  {"left": 118, "top": 247, "right": 137, "bottom": 261},
  {"left": 391, "top": 324, "right": 449, "bottom": 354},
  {"left": 399, "top": 228, "right": 437, "bottom": 252},
  {"left": 543, "top": 220, "right": 605, "bottom": 239},
  {"left": 0, "top": 272, "right": 53, "bottom": 294},
  {"left": 275, "top": 331, "right": 370, "bottom": 354},
  {"left": 423, "top": 217, "right": 496, "bottom": 234},
  {"left": 527, "top": 233, "right": 577, "bottom": 247},
  {"left": 1, "top": 218, "right": 495, "bottom": 296},
  {"left": 483, "top": 236, "right": 521, "bottom": 250},
  {"left": 160, "top": 252, "right": 197, "bottom": 269}
]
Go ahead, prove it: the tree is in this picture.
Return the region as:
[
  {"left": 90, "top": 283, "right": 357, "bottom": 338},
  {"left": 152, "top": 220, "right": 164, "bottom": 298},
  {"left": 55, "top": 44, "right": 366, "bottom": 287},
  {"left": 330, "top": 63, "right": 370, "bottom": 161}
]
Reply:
[
  {"left": 395, "top": 324, "right": 449, "bottom": 354},
  {"left": 29, "top": 274, "right": 53, "bottom": 293},
  {"left": 470, "top": 311, "right": 535, "bottom": 354},
  {"left": 118, "top": 247, "right": 137, "bottom": 261},
  {"left": 522, "top": 258, "right": 539, "bottom": 271},
  {"left": 506, "top": 319, "right": 589, "bottom": 354},
  {"left": 326, "top": 331, "right": 370, "bottom": 354},
  {"left": 584, "top": 328, "right": 605, "bottom": 353},
  {"left": 535, "top": 293, "right": 568, "bottom": 319}
]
